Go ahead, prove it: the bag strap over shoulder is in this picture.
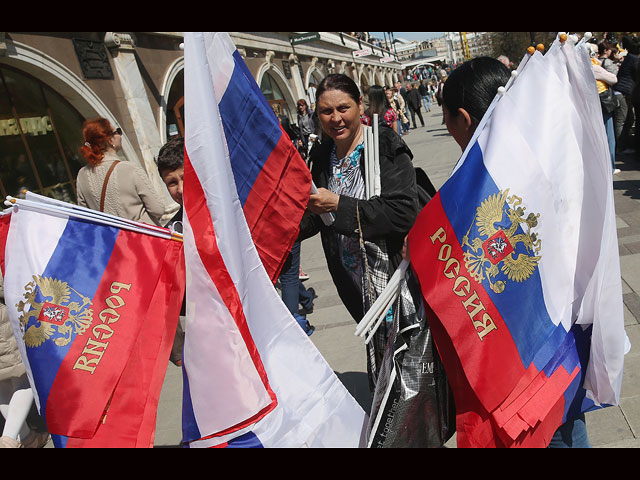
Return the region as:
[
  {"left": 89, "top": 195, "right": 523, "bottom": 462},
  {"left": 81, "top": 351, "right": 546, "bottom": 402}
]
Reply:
[{"left": 100, "top": 160, "right": 120, "bottom": 212}]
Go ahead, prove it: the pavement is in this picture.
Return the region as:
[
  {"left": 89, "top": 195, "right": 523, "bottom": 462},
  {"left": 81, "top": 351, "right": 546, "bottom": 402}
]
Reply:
[{"left": 39, "top": 103, "right": 640, "bottom": 448}]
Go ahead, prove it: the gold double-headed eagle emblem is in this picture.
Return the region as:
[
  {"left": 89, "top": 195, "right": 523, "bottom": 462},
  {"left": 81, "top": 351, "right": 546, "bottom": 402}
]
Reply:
[
  {"left": 461, "top": 189, "right": 542, "bottom": 294},
  {"left": 16, "top": 275, "right": 93, "bottom": 348}
]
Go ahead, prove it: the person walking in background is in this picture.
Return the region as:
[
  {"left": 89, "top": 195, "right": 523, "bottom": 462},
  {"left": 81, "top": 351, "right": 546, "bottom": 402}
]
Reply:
[
  {"left": 419, "top": 80, "right": 431, "bottom": 112},
  {"left": 612, "top": 36, "right": 638, "bottom": 154},
  {"left": 393, "top": 86, "right": 410, "bottom": 135},
  {"left": 77, "top": 118, "right": 165, "bottom": 225},
  {"left": 599, "top": 40, "right": 624, "bottom": 162},
  {"left": 589, "top": 42, "right": 619, "bottom": 174},
  {"left": 435, "top": 75, "right": 446, "bottom": 106},
  {"left": 406, "top": 83, "right": 425, "bottom": 129},
  {"left": 397, "top": 81, "right": 411, "bottom": 132},
  {"left": 297, "top": 99, "right": 317, "bottom": 159},
  {"left": 436, "top": 75, "right": 448, "bottom": 124}
]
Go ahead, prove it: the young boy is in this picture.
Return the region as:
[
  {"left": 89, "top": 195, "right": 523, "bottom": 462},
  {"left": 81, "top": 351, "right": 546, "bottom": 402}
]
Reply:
[
  {"left": 157, "top": 136, "right": 185, "bottom": 366},
  {"left": 157, "top": 136, "right": 184, "bottom": 232}
]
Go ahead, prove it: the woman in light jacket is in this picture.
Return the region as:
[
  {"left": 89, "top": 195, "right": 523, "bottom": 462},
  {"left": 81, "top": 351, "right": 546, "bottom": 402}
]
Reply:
[{"left": 76, "top": 118, "right": 165, "bottom": 225}]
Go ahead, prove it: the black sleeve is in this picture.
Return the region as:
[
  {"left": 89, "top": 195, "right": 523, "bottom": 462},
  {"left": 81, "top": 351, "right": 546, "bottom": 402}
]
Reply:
[{"left": 297, "top": 211, "right": 322, "bottom": 242}]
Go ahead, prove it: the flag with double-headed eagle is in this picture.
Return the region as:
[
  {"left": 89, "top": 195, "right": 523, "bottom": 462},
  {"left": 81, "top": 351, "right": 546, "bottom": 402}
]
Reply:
[
  {"left": 408, "top": 35, "right": 628, "bottom": 447},
  {"left": 2, "top": 200, "right": 185, "bottom": 448}
]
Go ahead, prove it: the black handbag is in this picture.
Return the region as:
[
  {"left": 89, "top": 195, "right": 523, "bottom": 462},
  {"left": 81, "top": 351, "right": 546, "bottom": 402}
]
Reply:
[{"left": 599, "top": 88, "right": 619, "bottom": 114}]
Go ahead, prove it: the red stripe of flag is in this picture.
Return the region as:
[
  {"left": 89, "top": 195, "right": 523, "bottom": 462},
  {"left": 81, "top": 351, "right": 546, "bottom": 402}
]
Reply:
[{"left": 242, "top": 127, "right": 311, "bottom": 283}]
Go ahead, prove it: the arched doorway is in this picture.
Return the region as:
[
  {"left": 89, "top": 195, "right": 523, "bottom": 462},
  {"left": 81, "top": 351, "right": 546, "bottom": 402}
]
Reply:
[
  {"left": 259, "top": 69, "right": 295, "bottom": 124},
  {"left": 161, "top": 58, "right": 185, "bottom": 142},
  {"left": 165, "top": 69, "right": 184, "bottom": 140},
  {"left": 306, "top": 68, "right": 324, "bottom": 109},
  {"left": 0, "top": 64, "right": 86, "bottom": 203}
]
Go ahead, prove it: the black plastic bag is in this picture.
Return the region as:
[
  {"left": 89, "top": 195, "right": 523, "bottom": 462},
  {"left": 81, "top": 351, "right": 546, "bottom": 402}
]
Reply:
[{"left": 366, "top": 269, "right": 456, "bottom": 448}]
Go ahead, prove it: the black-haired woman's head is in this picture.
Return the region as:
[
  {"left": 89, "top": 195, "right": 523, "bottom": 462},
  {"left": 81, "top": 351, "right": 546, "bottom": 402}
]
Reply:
[
  {"left": 316, "top": 73, "right": 362, "bottom": 106},
  {"left": 315, "top": 74, "right": 364, "bottom": 148},
  {"left": 442, "top": 57, "right": 511, "bottom": 149},
  {"left": 366, "top": 85, "right": 390, "bottom": 118}
]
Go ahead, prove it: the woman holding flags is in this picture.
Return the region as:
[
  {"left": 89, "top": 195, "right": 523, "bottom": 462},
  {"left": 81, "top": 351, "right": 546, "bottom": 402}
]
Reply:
[{"left": 299, "top": 74, "right": 420, "bottom": 389}]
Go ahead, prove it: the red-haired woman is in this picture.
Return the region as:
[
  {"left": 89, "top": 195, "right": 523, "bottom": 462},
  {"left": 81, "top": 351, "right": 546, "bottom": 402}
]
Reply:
[{"left": 76, "top": 118, "right": 164, "bottom": 225}]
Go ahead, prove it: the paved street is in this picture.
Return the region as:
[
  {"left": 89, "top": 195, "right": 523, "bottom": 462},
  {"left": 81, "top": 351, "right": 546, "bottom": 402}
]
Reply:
[{"left": 151, "top": 102, "right": 640, "bottom": 448}]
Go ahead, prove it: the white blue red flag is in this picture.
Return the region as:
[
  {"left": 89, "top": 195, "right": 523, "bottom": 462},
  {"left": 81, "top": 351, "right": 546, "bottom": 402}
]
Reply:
[
  {"left": 181, "top": 32, "right": 366, "bottom": 448},
  {"left": 2, "top": 203, "right": 185, "bottom": 447},
  {"left": 409, "top": 35, "right": 628, "bottom": 447}
]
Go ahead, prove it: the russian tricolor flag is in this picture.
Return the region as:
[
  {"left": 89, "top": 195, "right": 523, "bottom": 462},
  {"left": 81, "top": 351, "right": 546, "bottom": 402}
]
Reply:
[
  {"left": 3, "top": 206, "right": 185, "bottom": 447},
  {"left": 181, "top": 32, "right": 366, "bottom": 448},
  {"left": 408, "top": 36, "right": 628, "bottom": 447}
]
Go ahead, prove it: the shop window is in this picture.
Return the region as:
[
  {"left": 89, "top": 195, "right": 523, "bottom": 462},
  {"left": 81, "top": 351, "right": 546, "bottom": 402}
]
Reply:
[{"left": 0, "top": 65, "right": 85, "bottom": 203}]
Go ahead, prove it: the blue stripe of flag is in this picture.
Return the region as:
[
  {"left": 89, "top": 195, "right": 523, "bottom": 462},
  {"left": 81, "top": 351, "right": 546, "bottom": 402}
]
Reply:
[
  {"left": 181, "top": 365, "right": 200, "bottom": 443},
  {"left": 217, "top": 50, "right": 283, "bottom": 207}
]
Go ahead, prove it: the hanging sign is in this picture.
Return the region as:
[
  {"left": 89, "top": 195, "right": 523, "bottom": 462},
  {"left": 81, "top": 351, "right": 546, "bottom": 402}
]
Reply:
[
  {"left": 290, "top": 32, "right": 320, "bottom": 46},
  {"left": 352, "top": 48, "right": 372, "bottom": 58}
]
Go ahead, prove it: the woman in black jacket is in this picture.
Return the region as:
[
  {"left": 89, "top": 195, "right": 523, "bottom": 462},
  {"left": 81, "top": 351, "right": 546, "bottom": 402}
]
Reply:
[{"left": 299, "top": 74, "right": 420, "bottom": 385}]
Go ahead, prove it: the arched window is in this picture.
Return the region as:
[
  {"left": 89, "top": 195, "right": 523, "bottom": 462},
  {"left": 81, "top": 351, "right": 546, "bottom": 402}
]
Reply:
[
  {"left": 259, "top": 71, "right": 294, "bottom": 123},
  {"left": 0, "top": 65, "right": 85, "bottom": 203},
  {"left": 165, "top": 68, "right": 184, "bottom": 140}
]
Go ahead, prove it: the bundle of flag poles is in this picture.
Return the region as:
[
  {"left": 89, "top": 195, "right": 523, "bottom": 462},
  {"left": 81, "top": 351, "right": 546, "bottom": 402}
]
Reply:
[
  {"left": 4, "top": 192, "right": 182, "bottom": 241},
  {"left": 363, "top": 113, "right": 381, "bottom": 199}
]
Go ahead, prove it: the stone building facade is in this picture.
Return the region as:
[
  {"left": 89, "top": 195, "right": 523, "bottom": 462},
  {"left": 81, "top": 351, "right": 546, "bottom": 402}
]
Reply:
[{"left": 0, "top": 31, "right": 402, "bottom": 216}]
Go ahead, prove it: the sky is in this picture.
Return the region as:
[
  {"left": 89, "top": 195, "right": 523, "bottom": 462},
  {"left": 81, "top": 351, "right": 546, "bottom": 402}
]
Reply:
[{"left": 370, "top": 32, "right": 444, "bottom": 42}]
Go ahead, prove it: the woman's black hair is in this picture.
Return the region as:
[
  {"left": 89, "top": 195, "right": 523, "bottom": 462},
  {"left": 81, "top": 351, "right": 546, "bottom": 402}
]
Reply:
[
  {"left": 315, "top": 73, "right": 361, "bottom": 106},
  {"left": 442, "top": 57, "right": 511, "bottom": 124},
  {"left": 365, "top": 85, "right": 391, "bottom": 118}
]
